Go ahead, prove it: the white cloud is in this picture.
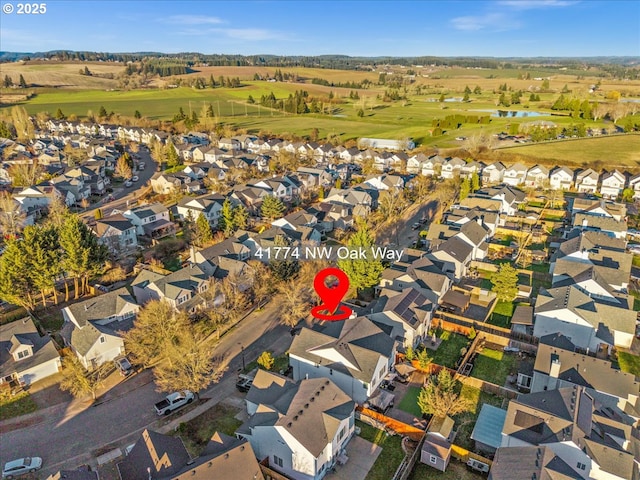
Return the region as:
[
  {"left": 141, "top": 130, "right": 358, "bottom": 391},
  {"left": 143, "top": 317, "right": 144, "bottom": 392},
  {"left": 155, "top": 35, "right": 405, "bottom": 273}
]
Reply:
[
  {"left": 451, "top": 12, "right": 519, "bottom": 31},
  {"left": 497, "top": 1, "right": 578, "bottom": 9},
  {"left": 175, "top": 27, "right": 288, "bottom": 42},
  {"left": 164, "top": 15, "right": 224, "bottom": 25}
]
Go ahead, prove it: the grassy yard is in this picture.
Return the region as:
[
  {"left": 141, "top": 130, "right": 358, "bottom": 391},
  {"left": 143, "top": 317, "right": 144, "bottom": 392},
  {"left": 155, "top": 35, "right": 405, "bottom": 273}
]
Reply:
[
  {"left": 618, "top": 352, "right": 640, "bottom": 377},
  {"left": 356, "top": 420, "right": 405, "bottom": 480},
  {"left": 487, "top": 301, "right": 514, "bottom": 328},
  {"left": 398, "top": 386, "right": 423, "bottom": 418},
  {"left": 175, "top": 403, "right": 242, "bottom": 457},
  {"left": 470, "top": 349, "right": 519, "bottom": 386},
  {"left": 453, "top": 385, "right": 505, "bottom": 452},
  {"left": 0, "top": 391, "right": 38, "bottom": 421},
  {"left": 162, "top": 256, "right": 182, "bottom": 272},
  {"left": 431, "top": 332, "right": 470, "bottom": 369},
  {"left": 408, "top": 460, "right": 484, "bottom": 480}
]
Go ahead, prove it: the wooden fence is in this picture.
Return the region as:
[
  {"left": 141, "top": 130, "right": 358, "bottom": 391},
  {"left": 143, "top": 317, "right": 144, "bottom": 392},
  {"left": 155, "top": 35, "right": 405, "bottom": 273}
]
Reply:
[
  {"left": 357, "top": 407, "right": 425, "bottom": 441},
  {"left": 451, "top": 444, "right": 493, "bottom": 466},
  {"left": 392, "top": 433, "right": 427, "bottom": 480}
]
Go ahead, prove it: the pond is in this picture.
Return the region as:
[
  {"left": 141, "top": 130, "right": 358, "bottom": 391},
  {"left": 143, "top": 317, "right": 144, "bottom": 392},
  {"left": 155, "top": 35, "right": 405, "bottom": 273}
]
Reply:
[{"left": 469, "top": 109, "right": 548, "bottom": 118}]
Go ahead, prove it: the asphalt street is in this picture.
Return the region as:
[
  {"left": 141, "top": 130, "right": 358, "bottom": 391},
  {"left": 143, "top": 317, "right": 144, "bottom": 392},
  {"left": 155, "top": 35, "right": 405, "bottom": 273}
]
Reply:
[{"left": 0, "top": 302, "right": 292, "bottom": 476}]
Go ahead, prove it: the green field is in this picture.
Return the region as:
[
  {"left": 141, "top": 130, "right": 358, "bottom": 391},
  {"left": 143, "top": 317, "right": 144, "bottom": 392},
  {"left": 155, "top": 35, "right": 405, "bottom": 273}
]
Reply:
[{"left": 501, "top": 134, "right": 640, "bottom": 168}]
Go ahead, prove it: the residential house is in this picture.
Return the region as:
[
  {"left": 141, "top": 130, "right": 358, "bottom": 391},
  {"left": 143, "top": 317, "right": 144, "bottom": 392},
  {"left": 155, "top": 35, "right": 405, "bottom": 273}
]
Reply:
[
  {"left": 296, "top": 167, "right": 333, "bottom": 189},
  {"left": 428, "top": 236, "right": 474, "bottom": 279},
  {"left": 421, "top": 155, "right": 445, "bottom": 177},
  {"left": 531, "top": 333, "right": 639, "bottom": 417},
  {"left": 368, "top": 288, "right": 434, "bottom": 348},
  {"left": 524, "top": 164, "right": 549, "bottom": 188},
  {"left": 238, "top": 370, "right": 355, "bottom": 480},
  {"left": 499, "top": 387, "right": 640, "bottom": 480},
  {"left": 150, "top": 172, "right": 182, "bottom": 195},
  {"left": 481, "top": 161, "right": 505, "bottom": 185},
  {"left": 231, "top": 186, "right": 271, "bottom": 216},
  {"left": 550, "top": 230, "right": 631, "bottom": 293},
  {"left": 123, "top": 203, "right": 176, "bottom": 239},
  {"left": 599, "top": 170, "right": 626, "bottom": 199},
  {"left": 572, "top": 212, "right": 627, "bottom": 239},
  {"left": 131, "top": 265, "right": 210, "bottom": 311},
  {"left": 407, "top": 153, "right": 428, "bottom": 174},
  {"left": 533, "top": 284, "right": 636, "bottom": 352},
  {"left": 175, "top": 193, "right": 225, "bottom": 228},
  {"left": 13, "top": 184, "right": 74, "bottom": 209},
  {"left": 61, "top": 288, "right": 139, "bottom": 369},
  {"left": 289, "top": 316, "right": 396, "bottom": 404},
  {"left": 460, "top": 160, "right": 484, "bottom": 180},
  {"left": 549, "top": 166, "right": 574, "bottom": 190},
  {"left": 489, "top": 445, "right": 589, "bottom": 480},
  {"left": 363, "top": 174, "right": 404, "bottom": 191},
  {"left": 117, "top": 429, "right": 191, "bottom": 480},
  {"left": 272, "top": 210, "right": 319, "bottom": 232},
  {"left": 502, "top": 163, "right": 527, "bottom": 186},
  {"left": 219, "top": 137, "right": 242, "bottom": 151},
  {"left": 93, "top": 214, "right": 138, "bottom": 252},
  {"left": 629, "top": 172, "right": 640, "bottom": 200},
  {"left": 188, "top": 237, "right": 252, "bottom": 285},
  {"left": 575, "top": 168, "right": 599, "bottom": 193},
  {"left": 46, "top": 467, "right": 98, "bottom": 480},
  {"left": 440, "top": 157, "right": 466, "bottom": 180},
  {"left": 0, "top": 317, "right": 61, "bottom": 387},
  {"left": 376, "top": 256, "right": 452, "bottom": 306}
]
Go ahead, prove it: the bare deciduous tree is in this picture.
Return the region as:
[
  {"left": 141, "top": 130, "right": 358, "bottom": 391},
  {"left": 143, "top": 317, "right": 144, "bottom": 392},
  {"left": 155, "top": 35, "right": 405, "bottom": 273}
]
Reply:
[
  {"left": 59, "top": 356, "right": 111, "bottom": 400},
  {"left": 0, "top": 192, "right": 25, "bottom": 237}
]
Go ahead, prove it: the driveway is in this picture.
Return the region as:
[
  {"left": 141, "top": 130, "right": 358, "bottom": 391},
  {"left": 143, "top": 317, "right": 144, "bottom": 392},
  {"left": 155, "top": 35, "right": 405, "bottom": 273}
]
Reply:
[{"left": 0, "top": 302, "right": 292, "bottom": 477}]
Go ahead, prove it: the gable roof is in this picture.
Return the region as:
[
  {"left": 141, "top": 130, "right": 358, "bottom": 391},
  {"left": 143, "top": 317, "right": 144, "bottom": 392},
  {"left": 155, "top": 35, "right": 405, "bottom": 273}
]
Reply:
[
  {"left": 241, "top": 370, "right": 354, "bottom": 457},
  {"left": 0, "top": 317, "right": 60, "bottom": 379},
  {"left": 372, "top": 288, "right": 433, "bottom": 328},
  {"left": 94, "top": 214, "right": 135, "bottom": 235},
  {"left": 490, "top": 446, "right": 584, "bottom": 480},
  {"left": 289, "top": 316, "right": 395, "bottom": 384},
  {"left": 470, "top": 404, "right": 507, "bottom": 449},
  {"left": 117, "top": 429, "right": 190, "bottom": 480},
  {"left": 64, "top": 288, "right": 138, "bottom": 328}
]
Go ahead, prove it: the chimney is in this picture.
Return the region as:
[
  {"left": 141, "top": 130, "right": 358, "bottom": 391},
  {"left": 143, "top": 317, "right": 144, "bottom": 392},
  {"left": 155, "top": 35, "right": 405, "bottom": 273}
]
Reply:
[
  {"left": 190, "top": 245, "right": 196, "bottom": 264},
  {"left": 549, "top": 354, "right": 561, "bottom": 390}
]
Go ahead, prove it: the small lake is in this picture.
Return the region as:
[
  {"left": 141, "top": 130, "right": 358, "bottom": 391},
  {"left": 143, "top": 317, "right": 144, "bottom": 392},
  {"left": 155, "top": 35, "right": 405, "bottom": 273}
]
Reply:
[{"left": 469, "top": 109, "right": 548, "bottom": 118}]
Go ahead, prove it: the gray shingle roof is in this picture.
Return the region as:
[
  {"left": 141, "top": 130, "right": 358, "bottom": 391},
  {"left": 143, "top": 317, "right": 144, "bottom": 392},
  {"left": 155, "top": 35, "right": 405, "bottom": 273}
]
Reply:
[
  {"left": 0, "top": 317, "right": 60, "bottom": 379},
  {"left": 242, "top": 370, "right": 354, "bottom": 457},
  {"left": 117, "top": 429, "right": 190, "bottom": 480},
  {"left": 289, "top": 317, "right": 395, "bottom": 384},
  {"left": 64, "top": 287, "right": 138, "bottom": 327}
]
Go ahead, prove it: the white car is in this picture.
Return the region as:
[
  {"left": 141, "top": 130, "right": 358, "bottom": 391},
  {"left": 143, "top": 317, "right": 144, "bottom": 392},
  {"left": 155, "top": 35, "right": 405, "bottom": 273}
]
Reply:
[
  {"left": 132, "top": 176, "right": 139, "bottom": 182},
  {"left": 124, "top": 180, "right": 133, "bottom": 187},
  {"left": 2, "top": 457, "right": 43, "bottom": 478}
]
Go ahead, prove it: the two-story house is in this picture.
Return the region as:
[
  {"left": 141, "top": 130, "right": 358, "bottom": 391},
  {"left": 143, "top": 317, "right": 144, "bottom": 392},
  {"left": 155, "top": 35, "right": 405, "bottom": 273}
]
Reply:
[
  {"left": 502, "top": 163, "right": 527, "bottom": 186},
  {"left": 575, "top": 168, "right": 599, "bottom": 193},
  {"left": 175, "top": 193, "right": 226, "bottom": 228},
  {"left": 0, "top": 317, "right": 61, "bottom": 387},
  {"left": 289, "top": 316, "right": 396, "bottom": 404},
  {"left": 61, "top": 288, "right": 139, "bottom": 369},
  {"left": 549, "top": 166, "right": 574, "bottom": 190},
  {"left": 131, "top": 265, "right": 210, "bottom": 311},
  {"left": 599, "top": 169, "right": 626, "bottom": 199},
  {"left": 123, "top": 203, "right": 176, "bottom": 239},
  {"left": 237, "top": 370, "right": 355, "bottom": 480},
  {"left": 93, "top": 214, "right": 138, "bottom": 252}
]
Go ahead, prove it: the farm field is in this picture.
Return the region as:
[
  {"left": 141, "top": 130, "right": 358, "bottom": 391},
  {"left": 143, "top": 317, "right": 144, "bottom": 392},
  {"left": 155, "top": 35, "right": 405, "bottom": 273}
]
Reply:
[
  {"left": 501, "top": 134, "right": 640, "bottom": 167},
  {"left": 2, "top": 63, "right": 640, "bottom": 153}
]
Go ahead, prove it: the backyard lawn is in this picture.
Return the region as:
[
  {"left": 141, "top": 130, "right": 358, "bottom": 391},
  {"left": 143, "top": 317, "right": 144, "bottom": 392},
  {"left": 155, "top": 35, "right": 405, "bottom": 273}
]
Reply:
[
  {"left": 487, "top": 301, "right": 514, "bottom": 328},
  {"left": 398, "top": 386, "right": 423, "bottom": 418},
  {"left": 431, "top": 331, "right": 470, "bottom": 369},
  {"left": 470, "top": 348, "right": 519, "bottom": 387},
  {"left": 356, "top": 420, "right": 405, "bottom": 480},
  {"left": 175, "top": 403, "right": 242, "bottom": 457},
  {"left": 408, "top": 460, "right": 484, "bottom": 480},
  {"left": 618, "top": 352, "right": 640, "bottom": 377}
]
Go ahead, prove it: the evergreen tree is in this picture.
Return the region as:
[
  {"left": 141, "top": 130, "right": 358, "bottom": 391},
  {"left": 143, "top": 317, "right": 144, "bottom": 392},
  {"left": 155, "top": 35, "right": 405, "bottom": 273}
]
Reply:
[
  {"left": 55, "top": 108, "right": 65, "bottom": 120},
  {"left": 165, "top": 141, "right": 181, "bottom": 168},
  {"left": 490, "top": 263, "right": 519, "bottom": 302},
  {"left": 417, "top": 369, "right": 473, "bottom": 418},
  {"left": 134, "top": 110, "right": 142, "bottom": 119},
  {"left": 439, "top": 93, "right": 446, "bottom": 102},
  {"left": 473, "top": 85, "right": 482, "bottom": 95},
  {"left": 463, "top": 92, "right": 470, "bottom": 102},
  {"left": 218, "top": 198, "right": 235, "bottom": 237},
  {"left": 459, "top": 177, "right": 471, "bottom": 200},
  {"left": 98, "top": 106, "right": 108, "bottom": 118},
  {"left": 337, "top": 219, "right": 384, "bottom": 295},
  {"left": 464, "top": 85, "right": 472, "bottom": 94},
  {"left": 195, "top": 213, "right": 213, "bottom": 247},
  {"left": 269, "top": 235, "right": 299, "bottom": 281},
  {"left": 0, "top": 236, "right": 37, "bottom": 310},
  {"left": 2, "top": 75, "right": 13, "bottom": 88},
  {"left": 232, "top": 204, "right": 249, "bottom": 231},
  {"left": 470, "top": 171, "right": 480, "bottom": 192},
  {"left": 260, "top": 195, "right": 285, "bottom": 220},
  {"left": 18, "top": 74, "right": 27, "bottom": 88},
  {"left": 22, "top": 224, "right": 62, "bottom": 307}
]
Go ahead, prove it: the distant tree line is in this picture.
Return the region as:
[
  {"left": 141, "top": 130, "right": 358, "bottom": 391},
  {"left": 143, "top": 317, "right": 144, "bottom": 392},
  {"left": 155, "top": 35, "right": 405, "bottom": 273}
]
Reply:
[
  {"left": 432, "top": 114, "right": 490, "bottom": 129},
  {"left": 311, "top": 77, "right": 372, "bottom": 89}
]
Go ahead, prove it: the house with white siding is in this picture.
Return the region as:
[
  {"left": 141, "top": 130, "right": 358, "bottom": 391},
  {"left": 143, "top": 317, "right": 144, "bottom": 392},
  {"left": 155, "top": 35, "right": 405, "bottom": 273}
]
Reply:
[
  {"left": 289, "top": 316, "right": 396, "bottom": 404},
  {"left": 0, "top": 317, "right": 61, "bottom": 387},
  {"left": 549, "top": 166, "right": 574, "bottom": 190},
  {"left": 599, "top": 169, "right": 626, "bottom": 199},
  {"left": 237, "top": 370, "right": 355, "bottom": 480},
  {"left": 575, "top": 168, "right": 599, "bottom": 193},
  {"left": 61, "top": 288, "right": 139, "bottom": 370}
]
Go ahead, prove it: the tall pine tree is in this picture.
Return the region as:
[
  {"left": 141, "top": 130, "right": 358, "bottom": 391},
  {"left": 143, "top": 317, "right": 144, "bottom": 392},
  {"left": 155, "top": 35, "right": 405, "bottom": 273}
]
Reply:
[{"left": 337, "top": 219, "right": 384, "bottom": 296}]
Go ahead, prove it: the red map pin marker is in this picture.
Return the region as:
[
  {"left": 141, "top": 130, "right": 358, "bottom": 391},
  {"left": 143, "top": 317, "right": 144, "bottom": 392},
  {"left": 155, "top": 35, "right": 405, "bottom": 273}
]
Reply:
[{"left": 311, "top": 267, "right": 353, "bottom": 321}]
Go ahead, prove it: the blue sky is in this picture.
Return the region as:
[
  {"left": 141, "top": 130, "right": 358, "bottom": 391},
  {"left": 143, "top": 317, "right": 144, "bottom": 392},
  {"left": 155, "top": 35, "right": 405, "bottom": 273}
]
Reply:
[{"left": 1, "top": 1, "right": 638, "bottom": 56}]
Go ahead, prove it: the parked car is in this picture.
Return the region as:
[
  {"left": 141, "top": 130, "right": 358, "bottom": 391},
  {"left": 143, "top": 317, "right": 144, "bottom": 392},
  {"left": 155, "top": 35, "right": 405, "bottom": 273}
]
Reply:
[
  {"left": 411, "top": 222, "right": 421, "bottom": 230},
  {"left": 138, "top": 162, "right": 145, "bottom": 170},
  {"left": 2, "top": 457, "right": 43, "bottom": 478},
  {"left": 114, "top": 355, "right": 133, "bottom": 376},
  {"left": 154, "top": 390, "right": 194, "bottom": 415},
  {"left": 124, "top": 180, "right": 133, "bottom": 187},
  {"left": 131, "top": 176, "right": 139, "bottom": 182}
]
